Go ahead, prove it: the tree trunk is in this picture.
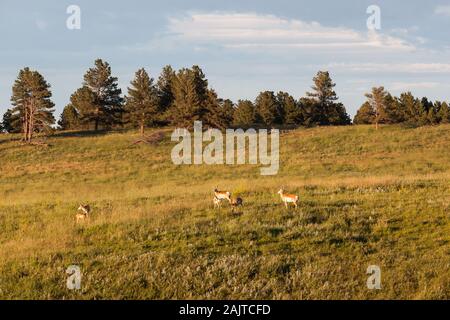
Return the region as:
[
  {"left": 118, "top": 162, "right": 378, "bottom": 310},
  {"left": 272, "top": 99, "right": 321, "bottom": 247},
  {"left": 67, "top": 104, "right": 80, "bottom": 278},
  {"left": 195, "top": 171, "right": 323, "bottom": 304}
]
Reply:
[
  {"left": 28, "top": 100, "right": 36, "bottom": 142},
  {"left": 22, "top": 103, "right": 28, "bottom": 142},
  {"left": 140, "top": 118, "right": 145, "bottom": 136},
  {"left": 375, "top": 107, "right": 379, "bottom": 130},
  {"left": 94, "top": 108, "right": 100, "bottom": 131}
]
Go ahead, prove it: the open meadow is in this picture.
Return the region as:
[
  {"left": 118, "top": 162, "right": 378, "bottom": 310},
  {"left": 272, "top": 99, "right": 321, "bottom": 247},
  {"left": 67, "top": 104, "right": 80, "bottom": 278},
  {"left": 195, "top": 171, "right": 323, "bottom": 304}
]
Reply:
[{"left": 0, "top": 124, "right": 449, "bottom": 299}]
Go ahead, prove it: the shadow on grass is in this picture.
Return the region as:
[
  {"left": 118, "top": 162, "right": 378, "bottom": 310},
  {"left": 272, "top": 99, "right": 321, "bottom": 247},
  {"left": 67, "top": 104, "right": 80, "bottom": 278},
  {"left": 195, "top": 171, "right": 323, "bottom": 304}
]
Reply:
[
  {"left": 230, "top": 211, "right": 244, "bottom": 217},
  {"left": 51, "top": 130, "right": 112, "bottom": 139},
  {"left": 0, "top": 136, "right": 22, "bottom": 146}
]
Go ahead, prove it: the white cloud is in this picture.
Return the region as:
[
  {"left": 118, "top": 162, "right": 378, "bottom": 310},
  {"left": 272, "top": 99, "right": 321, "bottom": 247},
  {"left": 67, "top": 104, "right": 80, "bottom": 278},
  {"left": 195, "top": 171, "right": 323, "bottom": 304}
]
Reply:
[
  {"left": 390, "top": 82, "right": 442, "bottom": 91},
  {"left": 435, "top": 5, "right": 450, "bottom": 16},
  {"left": 165, "top": 12, "right": 415, "bottom": 52},
  {"left": 326, "top": 62, "right": 450, "bottom": 74}
]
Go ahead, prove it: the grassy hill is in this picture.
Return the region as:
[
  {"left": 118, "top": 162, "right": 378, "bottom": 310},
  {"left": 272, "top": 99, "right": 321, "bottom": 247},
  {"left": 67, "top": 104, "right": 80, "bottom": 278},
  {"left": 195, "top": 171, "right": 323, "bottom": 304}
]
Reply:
[{"left": 0, "top": 124, "right": 449, "bottom": 299}]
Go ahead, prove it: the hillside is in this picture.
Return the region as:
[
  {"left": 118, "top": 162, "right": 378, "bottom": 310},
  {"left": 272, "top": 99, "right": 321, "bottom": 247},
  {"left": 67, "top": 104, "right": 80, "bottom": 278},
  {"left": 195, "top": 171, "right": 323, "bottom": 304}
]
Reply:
[{"left": 0, "top": 124, "right": 449, "bottom": 299}]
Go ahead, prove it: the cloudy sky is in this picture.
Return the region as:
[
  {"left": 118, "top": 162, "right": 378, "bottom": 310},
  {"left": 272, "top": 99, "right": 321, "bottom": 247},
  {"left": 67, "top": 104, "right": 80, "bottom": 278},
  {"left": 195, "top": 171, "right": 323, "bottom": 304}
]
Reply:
[{"left": 1, "top": 0, "right": 450, "bottom": 117}]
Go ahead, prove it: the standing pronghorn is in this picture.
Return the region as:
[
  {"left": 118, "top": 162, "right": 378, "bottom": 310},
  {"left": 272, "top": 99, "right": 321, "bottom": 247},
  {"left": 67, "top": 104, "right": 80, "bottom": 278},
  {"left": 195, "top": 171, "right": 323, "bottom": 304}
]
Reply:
[
  {"left": 76, "top": 204, "right": 91, "bottom": 223},
  {"left": 213, "top": 196, "right": 222, "bottom": 209},
  {"left": 213, "top": 187, "right": 232, "bottom": 209},
  {"left": 277, "top": 187, "right": 299, "bottom": 209}
]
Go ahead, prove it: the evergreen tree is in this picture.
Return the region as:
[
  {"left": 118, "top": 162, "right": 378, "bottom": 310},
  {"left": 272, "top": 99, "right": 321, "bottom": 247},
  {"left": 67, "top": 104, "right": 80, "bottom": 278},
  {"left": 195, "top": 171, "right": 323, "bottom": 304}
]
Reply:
[
  {"left": 68, "top": 86, "right": 98, "bottom": 130},
  {"left": 124, "top": 68, "right": 159, "bottom": 135},
  {"left": 1, "top": 108, "right": 21, "bottom": 133},
  {"left": 220, "top": 98, "right": 235, "bottom": 128},
  {"left": 157, "top": 65, "right": 175, "bottom": 115},
  {"left": 203, "top": 89, "right": 231, "bottom": 129},
  {"left": 306, "top": 71, "right": 337, "bottom": 125},
  {"left": 437, "top": 101, "right": 449, "bottom": 124},
  {"left": 298, "top": 97, "right": 320, "bottom": 126},
  {"left": 277, "top": 91, "right": 301, "bottom": 125},
  {"left": 421, "top": 97, "right": 434, "bottom": 115},
  {"left": 383, "top": 93, "right": 401, "bottom": 124},
  {"left": 389, "top": 98, "right": 407, "bottom": 124},
  {"left": 332, "top": 103, "right": 351, "bottom": 125},
  {"left": 306, "top": 71, "right": 349, "bottom": 125},
  {"left": 10, "top": 67, "right": 55, "bottom": 142},
  {"left": 365, "top": 87, "right": 388, "bottom": 129},
  {"left": 426, "top": 101, "right": 438, "bottom": 125},
  {"left": 354, "top": 102, "right": 375, "bottom": 124},
  {"left": 397, "top": 92, "right": 424, "bottom": 126},
  {"left": 58, "top": 105, "right": 80, "bottom": 130},
  {"left": 255, "top": 91, "right": 280, "bottom": 126},
  {"left": 82, "top": 59, "right": 123, "bottom": 131},
  {"left": 168, "top": 66, "right": 208, "bottom": 128},
  {"left": 233, "top": 100, "right": 255, "bottom": 127}
]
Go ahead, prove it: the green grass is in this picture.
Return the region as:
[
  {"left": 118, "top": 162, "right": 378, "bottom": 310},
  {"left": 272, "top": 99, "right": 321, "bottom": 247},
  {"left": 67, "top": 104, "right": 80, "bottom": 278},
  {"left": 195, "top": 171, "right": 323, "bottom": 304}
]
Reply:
[{"left": 0, "top": 124, "right": 449, "bottom": 299}]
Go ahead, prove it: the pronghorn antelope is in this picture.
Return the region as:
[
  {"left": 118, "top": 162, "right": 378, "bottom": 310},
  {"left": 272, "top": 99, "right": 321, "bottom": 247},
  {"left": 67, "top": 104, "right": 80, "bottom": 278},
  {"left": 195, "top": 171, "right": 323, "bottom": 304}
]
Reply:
[
  {"left": 213, "top": 196, "right": 222, "bottom": 209},
  {"left": 76, "top": 204, "right": 91, "bottom": 222},
  {"left": 213, "top": 187, "right": 232, "bottom": 209},
  {"left": 230, "top": 197, "right": 243, "bottom": 213},
  {"left": 75, "top": 212, "right": 87, "bottom": 223},
  {"left": 213, "top": 187, "right": 231, "bottom": 209},
  {"left": 277, "top": 188, "right": 299, "bottom": 209},
  {"left": 214, "top": 187, "right": 232, "bottom": 202}
]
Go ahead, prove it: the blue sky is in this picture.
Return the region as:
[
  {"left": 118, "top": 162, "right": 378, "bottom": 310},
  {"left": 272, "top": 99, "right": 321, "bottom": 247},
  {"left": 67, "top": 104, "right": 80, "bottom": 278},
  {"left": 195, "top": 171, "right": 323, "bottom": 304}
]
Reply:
[{"left": 1, "top": 0, "right": 450, "bottom": 118}]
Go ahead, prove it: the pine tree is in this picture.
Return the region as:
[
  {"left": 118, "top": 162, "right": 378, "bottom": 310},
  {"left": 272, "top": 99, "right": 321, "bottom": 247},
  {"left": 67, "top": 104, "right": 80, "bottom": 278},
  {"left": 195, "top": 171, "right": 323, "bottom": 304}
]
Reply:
[
  {"left": 298, "top": 97, "right": 320, "bottom": 127},
  {"left": 233, "top": 100, "right": 255, "bottom": 127},
  {"left": 437, "top": 101, "right": 449, "bottom": 124},
  {"left": 383, "top": 93, "right": 401, "bottom": 124},
  {"left": 306, "top": 71, "right": 349, "bottom": 125},
  {"left": 255, "top": 91, "right": 280, "bottom": 126},
  {"left": 277, "top": 91, "right": 301, "bottom": 125},
  {"left": 82, "top": 59, "right": 123, "bottom": 131},
  {"left": 157, "top": 65, "right": 175, "bottom": 116},
  {"left": 124, "top": 68, "right": 159, "bottom": 135},
  {"left": 10, "top": 67, "right": 55, "bottom": 142},
  {"left": 390, "top": 98, "right": 407, "bottom": 124},
  {"left": 68, "top": 86, "right": 98, "bottom": 130},
  {"left": 354, "top": 102, "right": 375, "bottom": 124},
  {"left": 365, "top": 87, "right": 388, "bottom": 130},
  {"left": 421, "top": 97, "right": 434, "bottom": 115},
  {"left": 168, "top": 66, "right": 208, "bottom": 128},
  {"left": 1, "top": 108, "right": 21, "bottom": 133},
  {"left": 58, "top": 105, "right": 80, "bottom": 130},
  {"left": 426, "top": 102, "right": 438, "bottom": 125},
  {"left": 397, "top": 92, "right": 424, "bottom": 126},
  {"left": 203, "top": 89, "right": 231, "bottom": 129},
  {"left": 306, "top": 71, "right": 337, "bottom": 125},
  {"left": 334, "top": 103, "right": 351, "bottom": 126},
  {"left": 220, "top": 99, "right": 235, "bottom": 128}
]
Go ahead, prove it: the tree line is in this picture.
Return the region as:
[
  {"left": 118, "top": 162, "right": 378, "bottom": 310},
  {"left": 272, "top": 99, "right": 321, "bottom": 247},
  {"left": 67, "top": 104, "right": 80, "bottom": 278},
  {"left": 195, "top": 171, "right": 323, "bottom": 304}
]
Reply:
[
  {"left": 1, "top": 59, "right": 449, "bottom": 142},
  {"left": 1, "top": 60, "right": 350, "bottom": 141},
  {"left": 354, "top": 86, "right": 450, "bottom": 127}
]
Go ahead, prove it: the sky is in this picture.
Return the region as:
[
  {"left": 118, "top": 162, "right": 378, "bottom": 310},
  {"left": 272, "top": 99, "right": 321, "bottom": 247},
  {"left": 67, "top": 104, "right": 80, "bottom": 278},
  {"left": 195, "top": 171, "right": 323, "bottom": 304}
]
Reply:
[{"left": 1, "top": 0, "right": 450, "bottom": 118}]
